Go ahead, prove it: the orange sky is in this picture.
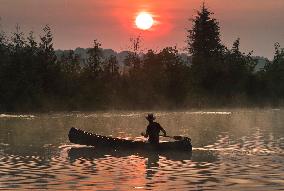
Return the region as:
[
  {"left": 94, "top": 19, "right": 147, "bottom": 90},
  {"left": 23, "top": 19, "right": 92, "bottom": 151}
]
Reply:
[{"left": 0, "top": 0, "right": 284, "bottom": 58}]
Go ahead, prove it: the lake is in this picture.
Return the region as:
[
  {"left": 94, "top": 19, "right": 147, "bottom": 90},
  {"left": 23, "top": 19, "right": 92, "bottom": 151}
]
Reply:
[{"left": 0, "top": 109, "right": 283, "bottom": 190}]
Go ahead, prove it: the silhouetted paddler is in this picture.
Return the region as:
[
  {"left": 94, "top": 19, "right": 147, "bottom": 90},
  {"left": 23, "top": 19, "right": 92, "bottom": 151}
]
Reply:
[{"left": 143, "top": 114, "right": 167, "bottom": 144}]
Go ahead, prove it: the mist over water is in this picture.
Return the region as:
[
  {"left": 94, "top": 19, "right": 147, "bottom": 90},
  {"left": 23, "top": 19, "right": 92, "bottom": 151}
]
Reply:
[{"left": 0, "top": 109, "right": 283, "bottom": 190}]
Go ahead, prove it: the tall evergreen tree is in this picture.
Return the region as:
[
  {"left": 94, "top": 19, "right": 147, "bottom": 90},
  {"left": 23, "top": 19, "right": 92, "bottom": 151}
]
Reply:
[
  {"left": 187, "top": 4, "right": 226, "bottom": 102},
  {"left": 187, "top": 3, "right": 223, "bottom": 61}
]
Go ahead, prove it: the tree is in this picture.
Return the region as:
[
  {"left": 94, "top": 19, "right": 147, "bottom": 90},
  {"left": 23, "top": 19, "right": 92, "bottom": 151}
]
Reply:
[
  {"left": 220, "top": 38, "right": 256, "bottom": 100},
  {"left": 26, "top": 31, "right": 38, "bottom": 56},
  {"left": 0, "top": 26, "right": 44, "bottom": 111},
  {"left": 3, "top": 25, "right": 28, "bottom": 110},
  {"left": 39, "top": 25, "right": 57, "bottom": 64},
  {"left": 157, "top": 47, "right": 190, "bottom": 106},
  {"left": 121, "top": 36, "right": 143, "bottom": 108},
  {"left": 38, "top": 25, "right": 62, "bottom": 108},
  {"left": 124, "top": 35, "right": 142, "bottom": 73},
  {"left": 101, "top": 55, "right": 121, "bottom": 107},
  {"left": 186, "top": 4, "right": 226, "bottom": 98},
  {"left": 60, "top": 50, "right": 81, "bottom": 75},
  {"left": 85, "top": 39, "right": 103, "bottom": 77},
  {"left": 80, "top": 39, "right": 105, "bottom": 109},
  {"left": 0, "top": 28, "right": 10, "bottom": 111},
  {"left": 140, "top": 49, "right": 165, "bottom": 107},
  {"left": 102, "top": 55, "right": 119, "bottom": 79},
  {"left": 187, "top": 3, "right": 224, "bottom": 61},
  {"left": 264, "top": 43, "right": 284, "bottom": 102},
  {"left": 58, "top": 50, "right": 81, "bottom": 109}
]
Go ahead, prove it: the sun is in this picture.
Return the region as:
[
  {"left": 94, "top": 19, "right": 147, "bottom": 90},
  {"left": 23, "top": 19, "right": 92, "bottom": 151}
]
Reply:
[{"left": 135, "top": 12, "right": 154, "bottom": 30}]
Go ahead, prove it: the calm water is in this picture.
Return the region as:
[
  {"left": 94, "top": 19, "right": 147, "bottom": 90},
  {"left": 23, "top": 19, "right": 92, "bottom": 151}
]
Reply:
[{"left": 0, "top": 109, "right": 283, "bottom": 190}]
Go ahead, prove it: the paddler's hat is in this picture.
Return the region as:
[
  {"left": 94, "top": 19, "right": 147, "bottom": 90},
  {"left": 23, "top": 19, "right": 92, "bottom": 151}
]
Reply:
[{"left": 146, "top": 113, "right": 156, "bottom": 121}]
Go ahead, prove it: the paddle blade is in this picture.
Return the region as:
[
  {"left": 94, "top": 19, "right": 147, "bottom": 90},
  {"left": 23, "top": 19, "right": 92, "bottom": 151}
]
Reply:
[
  {"left": 173, "top": 136, "right": 192, "bottom": 142},
  {"left": 160, "top": 135, "right": 191, "bottom": 142},
  {"left": 172, "top": 136, "right": 184, "bottom": 141}
]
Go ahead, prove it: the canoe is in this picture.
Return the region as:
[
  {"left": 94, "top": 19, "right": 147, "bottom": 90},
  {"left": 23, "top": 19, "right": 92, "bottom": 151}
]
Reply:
[{"left": 68, "top": 127, "right": 192, "bottom": 152}]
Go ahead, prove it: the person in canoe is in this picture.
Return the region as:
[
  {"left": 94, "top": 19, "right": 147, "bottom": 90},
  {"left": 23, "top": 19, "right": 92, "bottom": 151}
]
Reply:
[{"left": 142, "top": 114, "right": 167, "bottom": 144}]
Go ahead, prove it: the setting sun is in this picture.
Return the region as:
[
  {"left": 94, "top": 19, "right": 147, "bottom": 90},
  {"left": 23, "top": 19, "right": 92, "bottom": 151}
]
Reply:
[{"left": 135, "top": 12, "right": 154, "bottom": 30}]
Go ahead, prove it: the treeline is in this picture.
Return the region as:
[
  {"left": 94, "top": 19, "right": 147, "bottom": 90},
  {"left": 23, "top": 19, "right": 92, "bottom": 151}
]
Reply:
[{"left": 0, "top": 5, "right": 283, "bottom": 112}]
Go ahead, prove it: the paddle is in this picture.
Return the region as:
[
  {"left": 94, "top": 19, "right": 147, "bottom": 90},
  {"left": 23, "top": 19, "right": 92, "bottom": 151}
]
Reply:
[
  {"left": 141, "top": 132, "right": 190, "bottom": 141},
  {"left": 161, "top": 135, "right": 185, "bottom": 141}
]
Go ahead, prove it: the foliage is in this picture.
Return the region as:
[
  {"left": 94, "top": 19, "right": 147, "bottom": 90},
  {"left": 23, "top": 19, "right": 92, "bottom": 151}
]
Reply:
[
  {"left": 263, "top": 43, "right": 284, "bottom": 102},
  {"left": 187, "top": 4, "right": 225, "bottom": 97},
  {"left": 186, "top": 4, "right": 260, "bottom": 106},
  {"left": 0, "top": 4, "right": 283, "bottom": 111},
  {"left": 187, "top": 3, "right": 224, "bottom": 60}
]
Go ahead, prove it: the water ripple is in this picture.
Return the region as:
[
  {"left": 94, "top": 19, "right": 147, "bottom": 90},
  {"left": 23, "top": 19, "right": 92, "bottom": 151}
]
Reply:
[{"left": 0, "top": 110, "right": 284, "bottom": 190}]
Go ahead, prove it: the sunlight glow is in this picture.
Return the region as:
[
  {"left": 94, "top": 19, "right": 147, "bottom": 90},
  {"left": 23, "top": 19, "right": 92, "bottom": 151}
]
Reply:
[{"left": 135, "top": 12, "right": 154, "bottom": 30}]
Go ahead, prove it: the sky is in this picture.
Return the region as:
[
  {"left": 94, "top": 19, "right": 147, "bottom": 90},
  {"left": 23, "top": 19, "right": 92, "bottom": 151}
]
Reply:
[{"left": 0, "top": 0, "right": 283, "bottom": 59}]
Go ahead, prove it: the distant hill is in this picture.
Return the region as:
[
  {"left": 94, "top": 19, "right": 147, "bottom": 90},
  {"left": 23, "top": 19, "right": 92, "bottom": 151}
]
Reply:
[
  {"left": 56, "top": 48, "right": 133, "bottom": 67},
  {"left": 253, "top": 56, "right": 269, "bottom": 72},
  {"left": 55, "top": 48, "right": 191, "bottom": 67},
  {"left": 56, "top": 48, "right": 271, "bottom": 73}
]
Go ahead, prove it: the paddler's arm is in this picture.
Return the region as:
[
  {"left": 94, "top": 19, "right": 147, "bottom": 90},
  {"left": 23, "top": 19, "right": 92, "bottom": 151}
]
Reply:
[
  {"left": 141, "top": 132, "right": 148, "bottom": 138},
  {"left": 141, "top": 126, "right": 149, "bottom": 138},
  {"left": 144, "top": 126, "right": 150, "bottom": 138},
  {"left": 160, "top": 125, "right": 167, "bottom": 136}
]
